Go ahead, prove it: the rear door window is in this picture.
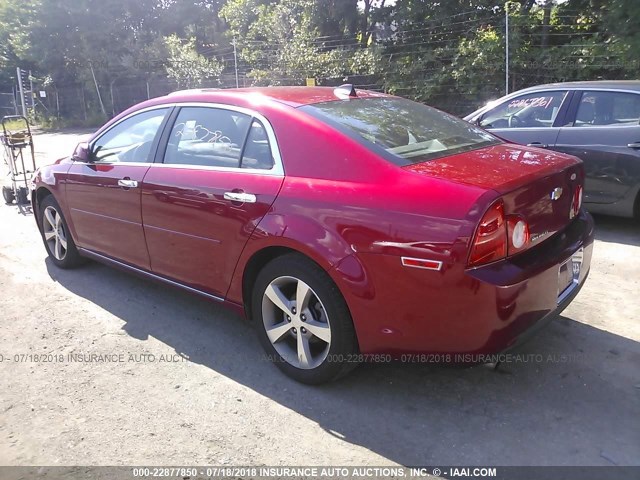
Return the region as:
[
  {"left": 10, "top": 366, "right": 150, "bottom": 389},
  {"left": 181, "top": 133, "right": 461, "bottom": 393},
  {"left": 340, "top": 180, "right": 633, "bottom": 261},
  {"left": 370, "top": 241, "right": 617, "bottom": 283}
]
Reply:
[
  {"left": 163, "top": 107, "right": 252, "bottom": 168},
  {"left": 573, "top": 91, "right": 640, "bottom": 127},
  {"left": 240, "top": 120, "right": 274, "bottom": 170}
]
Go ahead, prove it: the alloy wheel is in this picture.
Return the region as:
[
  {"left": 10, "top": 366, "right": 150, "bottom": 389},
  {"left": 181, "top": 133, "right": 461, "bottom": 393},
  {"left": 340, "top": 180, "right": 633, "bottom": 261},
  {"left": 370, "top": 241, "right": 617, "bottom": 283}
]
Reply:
[
  {"left": 42, "top": 206, "right": 68, "bottom": 261},
  {"left": 261, "top": 276, "right": 332, "bottom": 369}
]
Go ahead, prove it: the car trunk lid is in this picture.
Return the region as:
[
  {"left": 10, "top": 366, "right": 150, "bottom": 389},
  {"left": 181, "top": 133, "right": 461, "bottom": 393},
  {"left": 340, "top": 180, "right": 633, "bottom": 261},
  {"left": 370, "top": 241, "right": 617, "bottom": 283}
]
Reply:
[{"left": 404, "top": 143, "right": 584, "bottom": 243}]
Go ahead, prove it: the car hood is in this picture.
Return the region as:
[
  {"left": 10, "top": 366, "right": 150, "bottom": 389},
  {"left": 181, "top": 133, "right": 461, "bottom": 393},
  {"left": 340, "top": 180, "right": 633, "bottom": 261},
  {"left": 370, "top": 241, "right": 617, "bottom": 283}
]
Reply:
[{"left": 403, "top": 143, "right": 581, "bottom": 194}]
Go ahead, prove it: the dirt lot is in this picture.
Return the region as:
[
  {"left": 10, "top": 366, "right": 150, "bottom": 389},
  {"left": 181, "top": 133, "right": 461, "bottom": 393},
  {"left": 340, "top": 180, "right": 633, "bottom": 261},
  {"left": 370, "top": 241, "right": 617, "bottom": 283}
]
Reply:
[{"left": 0, "top": 130, "right": 639, "bottom": 467}]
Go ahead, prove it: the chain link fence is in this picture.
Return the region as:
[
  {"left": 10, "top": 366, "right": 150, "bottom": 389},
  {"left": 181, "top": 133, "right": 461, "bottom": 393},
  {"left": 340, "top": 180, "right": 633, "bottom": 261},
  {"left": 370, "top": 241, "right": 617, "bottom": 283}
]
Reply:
[{"left": 0, "top": 92, "right": 18, "bottom": 118}]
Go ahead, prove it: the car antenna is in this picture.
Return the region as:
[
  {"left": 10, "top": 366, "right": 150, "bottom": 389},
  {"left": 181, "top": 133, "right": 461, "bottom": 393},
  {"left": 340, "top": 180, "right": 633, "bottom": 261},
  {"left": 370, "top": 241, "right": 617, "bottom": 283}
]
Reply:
[{"left": 334, "top": 84, "right": 357, "bottom": 100}]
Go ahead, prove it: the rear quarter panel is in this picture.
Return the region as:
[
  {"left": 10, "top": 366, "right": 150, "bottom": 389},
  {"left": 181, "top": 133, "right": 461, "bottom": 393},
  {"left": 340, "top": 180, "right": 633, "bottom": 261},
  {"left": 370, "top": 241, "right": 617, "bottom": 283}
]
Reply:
[
  {"left": 225, "top": 170, "right": 494, "bottom": 353},
  {"left": 224, "top": 106, "right": 496, "bottom": 344}
]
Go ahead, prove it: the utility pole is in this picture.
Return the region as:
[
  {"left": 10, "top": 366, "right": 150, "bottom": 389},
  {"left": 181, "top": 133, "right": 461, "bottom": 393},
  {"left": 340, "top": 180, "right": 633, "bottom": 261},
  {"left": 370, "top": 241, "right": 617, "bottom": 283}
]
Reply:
[
  {"left": 505, "top": 6, "right": 510, "bottom": 95},
  {"left": 16, "top": 67, "right": 27, "bottom": 117},
  {"left": 29, "top": 70, "right": 35, "bottom": 111},
  {"left": 89, "top": 62, "right": 107, "bottom": 117},
  {"left": 232, "top": 38, "right": 239, "bottom": 88},
  {"left": 12, "top": 85, "right": 18, "bottom": 115}
]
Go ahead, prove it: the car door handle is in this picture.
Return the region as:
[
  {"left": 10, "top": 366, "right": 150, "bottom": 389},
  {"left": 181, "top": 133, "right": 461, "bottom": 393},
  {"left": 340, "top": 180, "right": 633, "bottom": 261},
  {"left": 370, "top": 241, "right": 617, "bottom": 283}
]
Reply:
[
  {"left": 627, "top": 142, "right": 640, "bottom": 149},
  {"left": 224, "top": 191, "right": 256, "bottom": 203},
  {"left": 527, "top": 142, "right": 549, "bottom": 148},
  {"left": 117, "top": 179, "right": 138, "bottom": 188}
]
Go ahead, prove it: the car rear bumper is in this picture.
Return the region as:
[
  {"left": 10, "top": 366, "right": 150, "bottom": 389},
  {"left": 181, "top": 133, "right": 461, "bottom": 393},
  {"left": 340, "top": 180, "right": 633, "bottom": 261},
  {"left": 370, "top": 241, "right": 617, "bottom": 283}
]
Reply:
[
  {"left": 498, "top": 265, "right": 590, "bottom": 354},
  {"left": 341, "top": 209, "right": 595, "bottom": 355}
]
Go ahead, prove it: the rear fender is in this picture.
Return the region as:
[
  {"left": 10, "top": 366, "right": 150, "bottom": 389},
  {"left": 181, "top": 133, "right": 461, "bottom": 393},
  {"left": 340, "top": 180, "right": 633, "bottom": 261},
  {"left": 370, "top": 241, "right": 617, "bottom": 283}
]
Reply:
[
  {"left": 225, "top": 212, "right": 354, "bottom": 306},
  {"left": 584, "top": 182, "right": 640, "bottom": 218}
]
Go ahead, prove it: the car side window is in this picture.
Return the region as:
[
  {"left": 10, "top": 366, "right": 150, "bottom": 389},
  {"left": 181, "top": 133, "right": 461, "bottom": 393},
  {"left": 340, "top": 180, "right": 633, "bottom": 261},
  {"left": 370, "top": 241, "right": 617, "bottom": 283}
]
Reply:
[
  {"left": 573, "top": 91, "right": 640, "bottom": 127},
  {"left": 240, "top": 120, "right": 275, "bottom": 170},
  {"left": 164, "top": 107, "right": 252, "bottom": 168},
  {"left": 480, "top": 91, "right": 567, "bottom": 129},
  {"left": 91, "top": 108, "right": 169, "bottom": 163}
]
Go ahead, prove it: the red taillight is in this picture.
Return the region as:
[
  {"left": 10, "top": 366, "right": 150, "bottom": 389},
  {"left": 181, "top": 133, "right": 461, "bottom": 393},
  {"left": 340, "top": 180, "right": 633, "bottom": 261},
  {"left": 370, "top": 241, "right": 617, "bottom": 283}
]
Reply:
[
  {"left": 469, "top": 201, "right": 532, "bottom": 267},
  {"left": 468, "top": 200, "right": 508, "bottom": 267},
  {"left": 571, "top": 185, "right": 583, "bottom": 219}
]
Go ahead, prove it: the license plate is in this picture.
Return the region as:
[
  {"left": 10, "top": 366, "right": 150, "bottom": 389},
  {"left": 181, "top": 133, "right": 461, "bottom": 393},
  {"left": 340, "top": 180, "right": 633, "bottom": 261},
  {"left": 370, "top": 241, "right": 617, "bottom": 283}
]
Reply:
[{"left": 558, "top": 247, "right": 584, "bottom": 302}]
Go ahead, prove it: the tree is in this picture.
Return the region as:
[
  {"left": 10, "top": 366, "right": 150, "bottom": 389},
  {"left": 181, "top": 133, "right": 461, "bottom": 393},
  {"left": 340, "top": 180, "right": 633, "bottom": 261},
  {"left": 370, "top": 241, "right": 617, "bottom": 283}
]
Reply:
[
  {"left": 0, "top": 0, "right": 638, "bottom": 120},
  {"left": 164, "top": 34, "right": 223, "bottom": 88},
  {"left": 221, "top": 0, "right": 382, "bottom": 85}
]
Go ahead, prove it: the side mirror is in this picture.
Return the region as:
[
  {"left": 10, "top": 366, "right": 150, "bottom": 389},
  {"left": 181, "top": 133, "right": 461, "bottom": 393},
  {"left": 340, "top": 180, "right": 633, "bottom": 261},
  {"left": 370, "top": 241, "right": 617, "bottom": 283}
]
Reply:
[{"left": 72, "top": 142, "right": 92, "bottom": 163}]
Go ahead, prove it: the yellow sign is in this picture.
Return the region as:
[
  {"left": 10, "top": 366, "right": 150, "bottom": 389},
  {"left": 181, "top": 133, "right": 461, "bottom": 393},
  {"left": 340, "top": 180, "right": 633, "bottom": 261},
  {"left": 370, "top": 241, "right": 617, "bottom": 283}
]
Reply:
[{"left": 306, "top": 78, "right": 316, "bottom": 87}]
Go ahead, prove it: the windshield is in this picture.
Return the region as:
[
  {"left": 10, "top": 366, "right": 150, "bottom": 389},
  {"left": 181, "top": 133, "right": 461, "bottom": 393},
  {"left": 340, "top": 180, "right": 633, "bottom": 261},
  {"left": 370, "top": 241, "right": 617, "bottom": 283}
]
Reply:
[{"left": 300, "top": 97, "right": 500, "bottom": 166}]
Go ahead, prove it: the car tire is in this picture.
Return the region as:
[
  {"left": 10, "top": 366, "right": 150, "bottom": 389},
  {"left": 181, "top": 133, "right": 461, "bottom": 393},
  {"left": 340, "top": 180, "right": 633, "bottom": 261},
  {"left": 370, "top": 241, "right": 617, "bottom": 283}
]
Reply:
[
  {"left": 39, "top": 195, "right": 84, "bottom": 269},
  {"left": 2, "top": 186, "right": 14, "bottom": 204},
  {"left": 252, "top": 253, "right": 359, "bottom": 384}
]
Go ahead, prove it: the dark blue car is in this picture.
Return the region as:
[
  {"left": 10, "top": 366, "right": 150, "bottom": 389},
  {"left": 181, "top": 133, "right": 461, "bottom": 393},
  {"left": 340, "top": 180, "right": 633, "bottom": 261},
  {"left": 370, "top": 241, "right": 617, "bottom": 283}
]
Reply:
[{"left": 466, "top": 80, "right": 640, "bottom": 219}]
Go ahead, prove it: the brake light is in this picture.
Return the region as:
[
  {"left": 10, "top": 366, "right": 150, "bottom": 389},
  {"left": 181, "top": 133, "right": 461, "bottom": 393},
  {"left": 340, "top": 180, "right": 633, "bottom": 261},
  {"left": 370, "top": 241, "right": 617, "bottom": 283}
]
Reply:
[
  {"left": 468, "top": 200, "right": 507, "bottom": 267},
  {"left": 571, "top": 185, "right": 583, "bottom": 219},
  {"left": 469, "top": 201, "right": 532, "bottom": 267}
]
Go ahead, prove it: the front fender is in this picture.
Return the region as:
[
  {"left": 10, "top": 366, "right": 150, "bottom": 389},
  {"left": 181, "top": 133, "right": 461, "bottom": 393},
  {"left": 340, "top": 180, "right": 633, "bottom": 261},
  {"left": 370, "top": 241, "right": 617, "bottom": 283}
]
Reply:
[{"left": 32, "top": 160, "right": 74, "bottom": 237}]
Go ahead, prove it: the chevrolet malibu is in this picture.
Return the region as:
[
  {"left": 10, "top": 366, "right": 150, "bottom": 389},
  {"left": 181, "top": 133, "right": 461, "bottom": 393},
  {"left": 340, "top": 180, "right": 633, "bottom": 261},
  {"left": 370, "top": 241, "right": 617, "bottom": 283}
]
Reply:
[{"left": 32, "top": 85, "right": 594, "bottom": 384}]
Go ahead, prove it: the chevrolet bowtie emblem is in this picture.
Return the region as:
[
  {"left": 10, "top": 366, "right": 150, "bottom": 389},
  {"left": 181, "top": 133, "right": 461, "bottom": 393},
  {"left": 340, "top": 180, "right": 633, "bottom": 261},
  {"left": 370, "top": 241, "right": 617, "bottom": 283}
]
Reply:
[{"left": 550, "top": 187, "right": 563, "bottom": 201}]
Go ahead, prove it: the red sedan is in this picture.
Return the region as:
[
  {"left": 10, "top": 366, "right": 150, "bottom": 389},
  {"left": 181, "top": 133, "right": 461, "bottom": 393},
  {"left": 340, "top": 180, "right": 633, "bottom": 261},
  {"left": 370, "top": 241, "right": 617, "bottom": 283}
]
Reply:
[{"left": 32, "top": 85, "right": 594, "bottom": 384}]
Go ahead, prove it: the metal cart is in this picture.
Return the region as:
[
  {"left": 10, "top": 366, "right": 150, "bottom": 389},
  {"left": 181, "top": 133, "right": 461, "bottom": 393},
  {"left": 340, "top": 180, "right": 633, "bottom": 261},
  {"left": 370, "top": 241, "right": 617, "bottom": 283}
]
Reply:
[{"left": 1, "top": 115, "right": 36, "bottom": 205}]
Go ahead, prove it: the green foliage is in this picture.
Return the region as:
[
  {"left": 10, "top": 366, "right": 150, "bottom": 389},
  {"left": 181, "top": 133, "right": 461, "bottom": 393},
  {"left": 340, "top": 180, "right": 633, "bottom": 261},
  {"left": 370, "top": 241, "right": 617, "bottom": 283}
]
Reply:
[
  {"left": 164, "top": 35, "right": 223, "bottom": 88},
  {"left": 0, "top": 0, "right": 38, "bottom": 85},
  {"left": 221, "top": 0, "right": 382, "bottom": 84},
  {"left": 0, "top": 0, "right": 637, "bottom": 121}
]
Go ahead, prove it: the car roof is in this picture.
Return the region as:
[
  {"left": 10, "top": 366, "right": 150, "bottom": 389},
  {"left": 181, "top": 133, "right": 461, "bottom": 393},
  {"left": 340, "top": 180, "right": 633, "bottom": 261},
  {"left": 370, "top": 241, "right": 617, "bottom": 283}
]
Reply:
[
  {"left": 164, "top": 86, "right": 389, "bottom": 107},
  {"left": 516, "top": 80, "right": 640, "bottom": 92}
]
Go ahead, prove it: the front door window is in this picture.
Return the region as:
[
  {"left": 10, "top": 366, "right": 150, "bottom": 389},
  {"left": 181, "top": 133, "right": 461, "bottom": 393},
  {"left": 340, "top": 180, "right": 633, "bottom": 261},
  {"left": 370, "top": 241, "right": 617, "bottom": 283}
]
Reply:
[
  {"left": 91, "top": 108, "right": 169, "bottom": 163},
  {"left": 480, "top": 91, "right": 568, "bottom": 129}
]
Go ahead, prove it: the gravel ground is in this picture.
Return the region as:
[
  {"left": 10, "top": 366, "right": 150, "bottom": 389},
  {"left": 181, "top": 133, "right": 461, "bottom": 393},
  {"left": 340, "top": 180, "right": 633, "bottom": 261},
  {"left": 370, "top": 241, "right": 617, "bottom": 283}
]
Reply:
[{"left": 0, "top": 130, "right": 639, "bottom": 467}]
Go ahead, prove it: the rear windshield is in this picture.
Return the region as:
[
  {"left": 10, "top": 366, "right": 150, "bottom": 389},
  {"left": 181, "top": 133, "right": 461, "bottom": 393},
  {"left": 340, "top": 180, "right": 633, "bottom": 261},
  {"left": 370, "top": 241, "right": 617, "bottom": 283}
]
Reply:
[{"left": 300, "top": 97, "right": 500, "bottom": 166}]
